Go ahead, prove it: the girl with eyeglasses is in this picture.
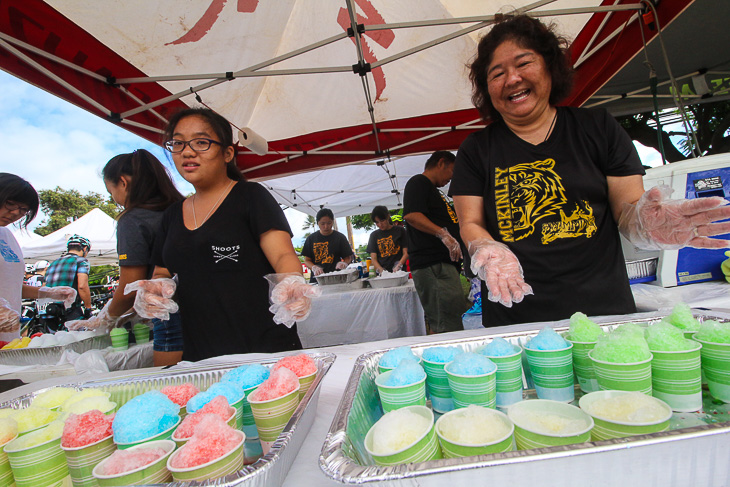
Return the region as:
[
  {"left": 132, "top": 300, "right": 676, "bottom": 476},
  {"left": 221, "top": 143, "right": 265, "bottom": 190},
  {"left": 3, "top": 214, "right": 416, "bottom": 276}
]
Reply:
[
  {"left": 67, "top": 150, "right": 186, "bottom": 366},
  {"left": 127, "top": 108, "right": 317, "bottom": 361},
  {"left": 0, "top": 173, "right": 76, "bottom": 341}
]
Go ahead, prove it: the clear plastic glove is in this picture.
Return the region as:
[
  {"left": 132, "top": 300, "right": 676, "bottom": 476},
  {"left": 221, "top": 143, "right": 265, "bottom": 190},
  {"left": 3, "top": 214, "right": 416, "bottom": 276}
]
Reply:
[
  {"left": 38, "top": 286, "right": 77, "bottom": 308},
  {"left": 437, "top": 228, "right": 462, "bottom": 261},
  {"left": 125, "top": 278, "right": 179, "bottom": 320},
  {"left": 66, "top": 301, "right": 118, "bottom": 331},
  {"left": 0, "top": 298, "right": 19, "bottom": 333},
  {"left": 469, "top": 239, "right": 533, "bottom": 308},
  {"left": 722, "top": 251, "right": 730, "bottom": 284},
  {"left": 335, "top": 261, "right": 348, "bottom": 270},
  {"left": 619, "top": 185, "right": 730, "bottom": 250},
  {"left": 265, "top": 273, "right": 321, "bottom": 327},
  {"left": 392, "top": 262, "right": 403, "bottom": 272},
  {"left": 311, "top": 265, "right": 324, "bottom": 276}
]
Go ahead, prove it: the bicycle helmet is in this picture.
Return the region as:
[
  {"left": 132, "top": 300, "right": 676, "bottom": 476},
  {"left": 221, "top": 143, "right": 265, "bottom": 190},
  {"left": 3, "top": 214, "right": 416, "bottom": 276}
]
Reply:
[
  {"left": 33, "top": 260, "right": 50, "bottom": 271},
  {"left": 67, "top": 234, "right": 91, "bottom": 251},
  {"left": 391, "top": 214, "right": 403, "bottom": 222}
]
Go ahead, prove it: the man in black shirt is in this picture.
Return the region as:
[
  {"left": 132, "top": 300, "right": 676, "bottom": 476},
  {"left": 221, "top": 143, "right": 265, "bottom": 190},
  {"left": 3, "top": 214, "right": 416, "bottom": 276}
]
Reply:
[{"left": 403, "top": 151, "right": 468, "bottom": 333}]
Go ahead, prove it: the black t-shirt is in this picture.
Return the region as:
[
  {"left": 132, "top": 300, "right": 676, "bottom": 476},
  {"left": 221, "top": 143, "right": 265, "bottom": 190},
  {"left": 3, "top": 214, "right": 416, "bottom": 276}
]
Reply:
[
  {"left": 403, "top": 174, "right": 461, "bottom": 270},
  {"left": 117, "top": 208, "right": 164, "bottom": 278},
  {"left": 366, "top": 226, "right": 408, "bottom": 272},
  {"left": 301, "top": 230, "right": 352, "bottom": 280},
  {"left": 152, "top": 181, "right": 301, "bottom": 361},
  {"left": 450, "top": 107, "right": 645, "bottom": 327}
]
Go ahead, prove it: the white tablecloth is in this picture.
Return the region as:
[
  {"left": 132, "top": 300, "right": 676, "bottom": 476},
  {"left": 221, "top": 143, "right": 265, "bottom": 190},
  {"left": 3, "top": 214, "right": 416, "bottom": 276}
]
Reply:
[
  {"left": 297, "top": 281, "right": 426, "bottom": 348},
  {"left": 631, "top": 280, "right": 730, "bottom": 312}
]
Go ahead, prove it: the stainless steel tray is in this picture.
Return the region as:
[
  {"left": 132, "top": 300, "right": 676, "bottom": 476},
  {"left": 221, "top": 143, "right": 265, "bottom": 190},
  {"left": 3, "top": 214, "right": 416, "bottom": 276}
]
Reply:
[
  {"left": 1, "top": 351, "right": 336, "bottom": 486},
  {"left": 316, "top": 268, "right": 358, "bottom": 286},
  {"left": 626, "top": 257, "right": 658, "bottom": 280},
  {"left": 320, "top": 313, "right": 730, "bottom": 487},
  {"left": 0, "top": 334, "right": 112, "bottom": 366}
]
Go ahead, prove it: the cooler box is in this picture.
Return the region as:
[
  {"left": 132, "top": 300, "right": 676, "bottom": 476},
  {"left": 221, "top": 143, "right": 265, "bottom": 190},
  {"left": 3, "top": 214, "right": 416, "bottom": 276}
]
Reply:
[{"left": 622, "top": 153, "right": 730, "bottom": 287}]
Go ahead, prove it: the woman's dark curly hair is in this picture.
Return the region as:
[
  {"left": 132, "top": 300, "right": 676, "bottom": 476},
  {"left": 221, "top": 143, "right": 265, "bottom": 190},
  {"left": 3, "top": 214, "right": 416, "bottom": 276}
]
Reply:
[{"left": 469, "top": 15, "right": 574, "bottom": 122}]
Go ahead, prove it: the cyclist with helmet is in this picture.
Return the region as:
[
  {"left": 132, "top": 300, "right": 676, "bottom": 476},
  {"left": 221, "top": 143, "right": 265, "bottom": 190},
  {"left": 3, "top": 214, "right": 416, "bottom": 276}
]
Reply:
[
  {"left": 26, "top": 260, "right": 49, "bottom": 287},
  {"left": 45, "top": 234, "right": 93, "bottom": 321}
]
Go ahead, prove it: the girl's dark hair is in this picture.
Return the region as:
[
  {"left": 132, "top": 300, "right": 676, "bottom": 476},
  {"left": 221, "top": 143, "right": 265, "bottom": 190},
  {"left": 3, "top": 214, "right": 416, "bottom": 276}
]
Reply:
[
  {"left": 0, "top": 173, "right": 39, "bottom": 228},
  {"left": 163, "top": 107, "right": 245, "bottom": 182},
  {"left": 102, "top": 149, "right": 184, "bottom": 217},
  {"left": 469, "top": 15, "right": 574, "bottom": 122},
  {"left": 371, "top": 205, "right": 390, "bottom": 222},
  {"left": 316, "top": 208, "right": 335, "bottom": 223}
]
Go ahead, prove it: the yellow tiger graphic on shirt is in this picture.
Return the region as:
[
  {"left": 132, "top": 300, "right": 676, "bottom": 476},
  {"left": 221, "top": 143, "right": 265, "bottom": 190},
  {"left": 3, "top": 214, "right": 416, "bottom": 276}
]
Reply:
[
  {"left": 377, "top": 235, "right": 400, "bottom": 258},
  {"left": 313, "top": 242, "right": 333, "bottom": 264},
  {"left": 494, "top": 158, "right": 597, "bottom": 244}
]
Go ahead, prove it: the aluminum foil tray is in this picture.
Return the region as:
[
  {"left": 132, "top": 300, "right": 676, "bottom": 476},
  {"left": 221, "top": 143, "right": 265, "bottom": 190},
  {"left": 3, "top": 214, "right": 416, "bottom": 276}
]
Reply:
[
  {"left": 1, "top": 351, "right": 335, "bottom": 486},
  {"left": 366, "top": 274, "right": 409, "bottom": 289},
  {"left": 320, "top": 313, "right": 730, "bottom": 487},
  {"left": 626, "top": 257, "right": 658, "bottom": 280},
  {"left": 316, "top": 268, "right": 358, "bottom": 286},
  {"left": 0, "top": 334, "right": 112, "bottom": 366}
]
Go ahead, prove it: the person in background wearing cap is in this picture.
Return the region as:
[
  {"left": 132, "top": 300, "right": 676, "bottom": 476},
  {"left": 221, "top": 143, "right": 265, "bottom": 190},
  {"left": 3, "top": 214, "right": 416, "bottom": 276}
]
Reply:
[
  {"left": 0, "top": 173, "right": 76, "bottom": 340},
  {"left": 26, "top": 260, "right": 49, "bottom": 287},
  {"left": 45, "top": 234, "right": 93, "bottom": 321},
  {"left": 367, "top": 205, "right": 408, "bottom": 275}
]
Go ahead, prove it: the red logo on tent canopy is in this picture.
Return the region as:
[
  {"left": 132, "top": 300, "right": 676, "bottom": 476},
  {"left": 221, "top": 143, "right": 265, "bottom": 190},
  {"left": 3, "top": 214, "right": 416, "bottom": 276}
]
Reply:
[{"left": 166, "top": 0, "right": 259, "bottom": 45}]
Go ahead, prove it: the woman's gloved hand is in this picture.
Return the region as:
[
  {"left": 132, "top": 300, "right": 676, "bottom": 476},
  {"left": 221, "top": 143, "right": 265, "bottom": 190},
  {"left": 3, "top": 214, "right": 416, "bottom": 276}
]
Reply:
[
  {"left": 0, "top": 298, "right": 19, "bottom": 333},
  {"left": 265, "top": 273, "right": 322, "bottom": 327},
  {"left": 335, "top": 261, "right": 348, "bottom": 270},
  {"left": 437, "top": 228, "right": 462, "bottom": 261},
  {"left": 469, "top": 239, "right": 533, "bottom": 308},
  {"left": 311, "top": 265, "right": 324, "bottom": 276},
  {"left": 722, "top": 251, "right": 730, "bottom": 284},
  {"left": 125, "top": 278, "right": 178, "bottom": 320},
  {"left": 392, "top": 262, "right": 403, "bottom": 272},
  {"left": 66, "top": 301, "right": 118, "bottom": 331},
  {"left": 619, "top": 185, "right": 730, "bottom": 250},
  {"left": 38, "top": 286, "right": 77, "bottom": 308}
]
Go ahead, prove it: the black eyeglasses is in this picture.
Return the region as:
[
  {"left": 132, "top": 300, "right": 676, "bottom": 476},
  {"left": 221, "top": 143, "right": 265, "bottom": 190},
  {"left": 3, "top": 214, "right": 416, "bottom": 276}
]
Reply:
[
  {"left": 164, "top": 138, "right": 222, "bottom": 153},
  {"left": 4, "top": 201, "right": 30, "bottom": 215}
]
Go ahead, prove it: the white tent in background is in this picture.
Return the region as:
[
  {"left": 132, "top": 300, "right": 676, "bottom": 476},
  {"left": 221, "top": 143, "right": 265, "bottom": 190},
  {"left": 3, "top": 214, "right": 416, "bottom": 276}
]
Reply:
[
  {"left": 21, "top": 208, "right": 118, "bottom": 265},
  {"left": 10, "top": 227, "right": 43, "bottom": 247}
]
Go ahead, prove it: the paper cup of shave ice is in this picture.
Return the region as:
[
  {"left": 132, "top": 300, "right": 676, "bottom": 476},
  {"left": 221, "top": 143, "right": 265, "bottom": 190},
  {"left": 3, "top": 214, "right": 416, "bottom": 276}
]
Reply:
[
  {"left": 171, "top": 406, "right": 237, "bottom": 449},
  {"left": 579, "top": 391, "right": 672, "bottom": 441},
  {"left": 421, "top": 358, "right": 454, "bottom": 413},
  {"left": 374, "top": 370, "right": 427, "bottom": 413},
  {"left": 4, "top": 426, "right": 69, "bottom": 487},
  {"left": 92, "top": 439, "right": 175, "bottom": 486},
  {"left": 114, "top": 416, "right": 181, "bottom": 450},
  {"left": 524, "top": 344, "right": 575, "bottom": 402},
  {"left": 296, "top": 369, "right": 317, "bottom": 400},
  {"left": 62, "top": 434, "right": 116, "bottom": 487},
  {"left": 565, "top": 338, "right": 600, "bottom": 393},
  {"left": 693, "top": 337, "right": 730, "bottom": 403},
  {"left": 435, "top": 406, "right": 514, "bottom": 458},
  {"left": 650, "top": 343, "right": 703, "bottom": 412},
  {"left": 364, "top": 406, "right": 441, "bottom": 466},
  {"left": 240, "top": 384, "right": 261, "bottom": 439},
  {"left": 444, "top": 363, "right": 497, "bottom": 409},
  {"left": 247, "top": 384, "right": 300, "bottom": 455},
  {"left": 482, "top": 349, "right": 524, "bottom": 408},
  {"left": 167, "top": 430, "right": 244, "bottom": 483},
  {"left": 507, "top": 399, "right": 593, "bottom": 451},
  {"left": 0, "top": 427, "right": 18, "bottom": 487},
  {"left": 589, "top": 351, "right": 653, "bottom": 395}
]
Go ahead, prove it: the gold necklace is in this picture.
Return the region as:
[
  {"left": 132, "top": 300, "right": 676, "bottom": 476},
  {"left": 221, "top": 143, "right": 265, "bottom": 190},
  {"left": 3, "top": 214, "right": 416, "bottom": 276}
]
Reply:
[{"left": 191, "top": 180, "right": 234, "bottom": 229}]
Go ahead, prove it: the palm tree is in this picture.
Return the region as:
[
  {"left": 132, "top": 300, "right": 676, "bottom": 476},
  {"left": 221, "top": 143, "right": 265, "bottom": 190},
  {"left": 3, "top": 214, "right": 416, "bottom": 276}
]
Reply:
[{"left": 302, "top": 215, "right": 316, "bottom": 232}]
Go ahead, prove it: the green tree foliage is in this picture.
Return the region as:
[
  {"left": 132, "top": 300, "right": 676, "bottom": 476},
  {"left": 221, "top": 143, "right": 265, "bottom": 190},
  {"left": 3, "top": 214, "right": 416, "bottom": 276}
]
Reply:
[
  {"left": 351, "top": 209, "right": 403, "bottom": 231},
  {"left": 302, "top": 215, "right": 315, "bottom": 232},
  {"left": 34, "top": 187, "right": 120, "bottom": 236}
]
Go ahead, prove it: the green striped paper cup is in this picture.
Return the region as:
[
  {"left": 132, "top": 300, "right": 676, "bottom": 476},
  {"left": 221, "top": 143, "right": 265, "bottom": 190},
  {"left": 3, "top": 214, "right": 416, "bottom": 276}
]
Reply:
[
  {"left": 693, "top": 337, "right": 730, "bottom": 403},
  {"left": 364, "top": 406, "right": 441, "bottom": 466},
  {"left": 167, "top": 430, "right": 244, "bottom": 482},
  {"left": 524, "top": 344, "right": 575, "bottom": 402},
  {"left": 435, "top": 406, "right": 514, "bottom": 458},
  {"left": 589, "top": 351, "right": 653, "bottom": 395},
  {"left": 482, "top": 349, "right": 524, "bottom": 408},
  {"left": 650, "top": 343, "right": 702, "bottom": 412},
  {"left": 5, "top": 428, "right": 69, "bottom": 487},
  {"left": 0, "top": 433, "right": 18, "bottom": 487},
  {"left": 243, "top": 438, "right": 263, "bottom": 465},
  {"left": 508, "top": 399, "right": 593, "bottom": 450},
  {"left": 171, "top": 406, "right": 237, "bottom": 448},
  {"left": 62, "top": 434, "right": 116, "bottom": 487},
  {"left": 92, "top": 439, "right": 174, "bottom": 486},
  {"left": 565, "top": 338, "right": 599, "bottom": 393},
  {"left": 579, "top": 391, "right": 672, "bottom": 441},
  {"left": 444, "top": 363, "right": 497, "bottom": 409},
  {"left": 248, "top": 385, "right": 300, "bottom": 455},
  {"left": 114, "top": 416, "right": 181, "bottom": 450},
  {"left": 231, "top": 395, "right": 245, "bottom": 431},
  {"left": 421, "top": 358, "right": 454, "bottom": 413},
  {"left": 374, "top": 370, "right": 427, "bottom": 413},
  {"left": 297, "top": 370, "right": 317, "bottom": 400},
  {"left": 242, "top": 384, "right": 261, "bottom": 439}
]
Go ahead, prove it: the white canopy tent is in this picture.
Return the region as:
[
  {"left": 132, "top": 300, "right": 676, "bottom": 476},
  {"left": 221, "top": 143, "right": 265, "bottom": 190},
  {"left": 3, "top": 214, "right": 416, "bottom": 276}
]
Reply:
[{"left": 21, "top": 208, "right": 118, "bottom": 265}]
